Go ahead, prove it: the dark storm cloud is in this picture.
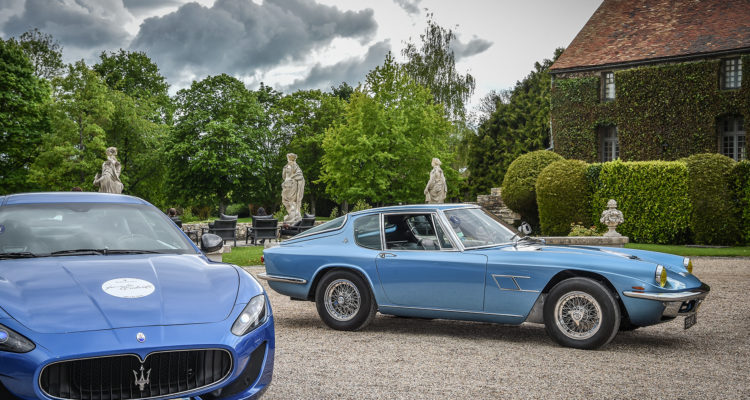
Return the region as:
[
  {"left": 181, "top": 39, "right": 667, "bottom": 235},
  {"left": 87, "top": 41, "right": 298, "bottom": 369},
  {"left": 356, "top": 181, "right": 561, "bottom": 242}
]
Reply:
[
  {"left": 451, "top": 36, "right": 493, "bottom": 60},
  {"left": 2, "top": 0, "right": 130, "bottom": 48},
  {"left": 131, "top": 0, "right": 378, "bottom": 82},
  {"left": 393, "top": 0, "right": 422, "bottom": 15},
  {"left": 123, "top": 0, "right": 182, "bottom": 15},
  {"left": 288, "top": 40, "right": 390, "bottom": 90}
]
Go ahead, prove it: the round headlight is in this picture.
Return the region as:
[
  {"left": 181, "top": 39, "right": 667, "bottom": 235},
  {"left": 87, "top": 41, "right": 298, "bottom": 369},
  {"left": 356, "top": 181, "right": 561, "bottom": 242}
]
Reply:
[
  {"left": 655, "top": 265, "right": 667, "bottom": 287},
  {"left": 683, "top": 257, "right": 693, "bottom": 274}
]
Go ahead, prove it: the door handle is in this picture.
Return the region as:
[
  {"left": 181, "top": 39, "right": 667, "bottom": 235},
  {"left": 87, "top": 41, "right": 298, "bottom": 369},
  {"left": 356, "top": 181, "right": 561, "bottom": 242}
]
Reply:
[{"left": 378, "top": 252, "right": 396, "bottom": 258}]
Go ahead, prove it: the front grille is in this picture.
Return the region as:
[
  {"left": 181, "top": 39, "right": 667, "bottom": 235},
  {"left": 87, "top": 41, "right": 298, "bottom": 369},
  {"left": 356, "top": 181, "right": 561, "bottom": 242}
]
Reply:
[{"left": 40, "top": 349, "right": 232, "bottom": 400}]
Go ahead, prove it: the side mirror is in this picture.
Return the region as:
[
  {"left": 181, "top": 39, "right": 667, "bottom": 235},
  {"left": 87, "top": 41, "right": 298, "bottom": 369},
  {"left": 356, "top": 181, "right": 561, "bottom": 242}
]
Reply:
[
  {"left": 518, "top": 221, "right": 532, "bottom": 236},
  {"left": 201, "top": 233, "right": 223, "bottom": 253}
]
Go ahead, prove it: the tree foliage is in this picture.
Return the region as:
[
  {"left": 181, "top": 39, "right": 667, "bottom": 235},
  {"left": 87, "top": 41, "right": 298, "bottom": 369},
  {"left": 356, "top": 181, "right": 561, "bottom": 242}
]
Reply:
[
  {"left": 0, "top": 37, "right": 51, "bottom": 194},
  {"left": 466, "top": 48, "right": 563, "bottom": 196},
  {"left": 321, "top": 53, "right": 454, "bottom": 205},
  {"left": 17, "top": 28, "right": 64, "bottom": 80}
]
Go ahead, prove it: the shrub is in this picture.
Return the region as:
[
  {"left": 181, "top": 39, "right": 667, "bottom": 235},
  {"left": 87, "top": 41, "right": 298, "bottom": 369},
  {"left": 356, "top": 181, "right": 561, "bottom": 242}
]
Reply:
[
  {"left": 684, "top": 154, "right": 738, "bottom": 245},
  {"left": 225, "top": 203, "right": 250, "bottom": 218},
  {"left": 329, "top": 206, "right": 339, "bottom": 219},
  {"left": 273, "top": 204, "right": 286, "bottom": 221},
  {"left": 501, "top": 150, "right": 564, "bottom": 230},
  {"left": 351, "top": 200, "right": 371, "bottom": 212},
  {"left": 568, "top": 223, "right": 602, "bottom": 237},
  {"left": 592, "top": 160, "right": 691, "bottom": 244},
  {"left": 730, "top": 160, "right": 750, "bottom": 244},
  {"left": 536, "top": 159, "right": 591, "bottom": 236}
]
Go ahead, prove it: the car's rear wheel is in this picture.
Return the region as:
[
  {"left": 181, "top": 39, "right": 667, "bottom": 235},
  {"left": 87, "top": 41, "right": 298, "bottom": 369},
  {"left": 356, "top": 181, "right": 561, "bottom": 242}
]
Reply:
[
  {"left": 315, "top": 270, "right": 376, "bottom": 331},
  {"left": 543, "top": 277, "right": 620, "bottom": 350}
]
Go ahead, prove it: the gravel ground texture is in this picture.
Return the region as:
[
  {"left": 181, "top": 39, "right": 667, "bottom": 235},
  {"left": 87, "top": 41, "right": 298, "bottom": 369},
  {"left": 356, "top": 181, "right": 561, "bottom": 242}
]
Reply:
[{"left": 245, "top": 257, "right": 750, "bottom": 400}]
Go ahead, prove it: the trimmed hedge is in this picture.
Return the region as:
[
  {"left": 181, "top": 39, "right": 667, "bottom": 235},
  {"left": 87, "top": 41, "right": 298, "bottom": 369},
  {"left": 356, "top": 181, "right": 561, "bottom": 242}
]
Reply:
[
  {"left": 501, "top": 150, "right": 564, "bottom": 230},
  {"left": 684, "top": 154, "right": 738, "bottom": 245},
  {"left": 730, "top": 160, "right": 750, "bottom": 244},
  {"left": 536, "top": 159, "right": 591, "bottom": 236},
  {"left": 591, "top": 160, "right": 691, "bottom": 244}
]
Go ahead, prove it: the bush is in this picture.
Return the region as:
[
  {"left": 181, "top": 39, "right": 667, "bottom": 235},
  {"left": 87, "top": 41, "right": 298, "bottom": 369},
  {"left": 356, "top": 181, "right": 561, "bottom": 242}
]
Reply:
[
  {"left": 592, "top": 160, "right": 691, "bottom": 244},
  {"left": 536, "top": 159, "right": 591, "bottom": 235},
  {"left": 568, "top": 223, "right": 602, "bottom": 237},
  {"left": 329, "top": 206, "right": 339, "bottom": 219},
  {"left": 730, "top": 160, "right": 750, "bottom": 244},
  {"left": 351, "top": 200, "right": 371, "bottom": 212},
  {"left": 684, "top": 154, "right": 738, "bottom": 245},
  {"left": 225, "top": 203, "right": 250, "bottom": 218},
  {"left": 501, "top": 150, "right": 564, "bottom": 230}
]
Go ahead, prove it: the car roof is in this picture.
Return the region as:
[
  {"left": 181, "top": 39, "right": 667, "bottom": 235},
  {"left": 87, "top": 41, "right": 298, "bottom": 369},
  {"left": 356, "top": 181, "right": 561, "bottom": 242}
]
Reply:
[
  {"left": 349, "top": 203, "right": 476, "bottom": 216},
  {"left": 1, "top": 192, "right": 149, "bottom": 206}
]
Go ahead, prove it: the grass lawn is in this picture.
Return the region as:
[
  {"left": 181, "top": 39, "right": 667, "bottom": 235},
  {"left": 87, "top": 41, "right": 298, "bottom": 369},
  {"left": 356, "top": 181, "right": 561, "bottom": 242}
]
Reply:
[
  {"left": 222, "top": 246, "right": 265, "bottom": 266},
  {"left": 626, "top": 243, "right": 750, "bottom": 257}
]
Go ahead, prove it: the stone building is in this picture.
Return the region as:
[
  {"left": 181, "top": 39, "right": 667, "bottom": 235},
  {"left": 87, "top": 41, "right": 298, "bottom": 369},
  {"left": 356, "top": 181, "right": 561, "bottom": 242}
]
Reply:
[{"left": 549, "top": 0, "right": 750, "bottom": 162}]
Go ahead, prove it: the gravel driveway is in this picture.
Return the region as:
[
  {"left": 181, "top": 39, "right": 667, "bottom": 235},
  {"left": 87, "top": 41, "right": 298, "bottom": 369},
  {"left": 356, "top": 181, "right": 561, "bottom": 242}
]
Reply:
[{"left": 245, "top": 257, "right": 750, "bottom": 399}]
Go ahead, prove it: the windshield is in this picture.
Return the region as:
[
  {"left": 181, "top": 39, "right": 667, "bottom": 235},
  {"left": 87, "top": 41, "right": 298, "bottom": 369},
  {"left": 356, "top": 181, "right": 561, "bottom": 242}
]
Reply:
[
  {"left": 0, "top": 203, "right": 197, "bottom": 257},
  {"left": 443, "top": 207, "right": 517, "bottom": 248}
]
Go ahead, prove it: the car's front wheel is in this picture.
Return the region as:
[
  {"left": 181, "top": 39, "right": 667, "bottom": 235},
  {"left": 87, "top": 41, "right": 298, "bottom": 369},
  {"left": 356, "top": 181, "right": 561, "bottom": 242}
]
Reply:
[
  {"left": 315, "top": 270, "right": 376, "bottom": 331},
  {"left": 543, "top": 277, "right": 620, "bottom": 349}
]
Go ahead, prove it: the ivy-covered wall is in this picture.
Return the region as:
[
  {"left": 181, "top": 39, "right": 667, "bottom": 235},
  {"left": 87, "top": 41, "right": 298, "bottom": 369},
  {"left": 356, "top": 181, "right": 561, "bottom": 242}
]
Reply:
[{"left": 550, "top": 55, "right": 750, "bottom": 161}]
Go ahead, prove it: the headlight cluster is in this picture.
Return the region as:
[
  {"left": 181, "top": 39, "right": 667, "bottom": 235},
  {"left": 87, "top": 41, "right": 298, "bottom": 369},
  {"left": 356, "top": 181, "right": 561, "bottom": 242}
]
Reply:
[
  {"left": 683, "top": 257, "right": 693, "bottom": 274},
  {"left": 231, "top": 295, "right": 267, "bottom": 336},
  {"left": 655, "top": 265, "right": 667, "bottom": 287},
  {"left": 0, "top": 324, "right": 35, "bottom": 353}
]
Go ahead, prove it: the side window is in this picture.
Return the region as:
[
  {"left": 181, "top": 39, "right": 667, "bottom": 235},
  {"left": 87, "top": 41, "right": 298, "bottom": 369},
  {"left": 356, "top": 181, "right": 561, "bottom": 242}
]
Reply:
[
  {"left": 354, "top": 214, "right": 381, "bottom": 250},
  {"left": 433, "top": 215, "right": 454, "bottom": 249},
  {"left": 384, "top": 214, "right": 440, "bottom": 251}
]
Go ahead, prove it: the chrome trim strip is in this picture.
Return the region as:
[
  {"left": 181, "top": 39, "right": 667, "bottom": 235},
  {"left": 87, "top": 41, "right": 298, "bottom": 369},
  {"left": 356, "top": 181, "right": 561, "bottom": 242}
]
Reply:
[
  {"left": 491, "top": 274, "right": 540, "bottom": 293},
  {"left": 256, "top": 273, "right": 307, "bottom": 284},
  {"left": 623, "top": 284, "right": 710, "bottom": 302},
  {"left": 379, "top": 304, "right": 524, "bottom": 318},
  {"left": 39, "top": 348, "right": 233, "bottom": 400},
  {"left": 286, "top": 214, "right": 349, "bottom": 241}
]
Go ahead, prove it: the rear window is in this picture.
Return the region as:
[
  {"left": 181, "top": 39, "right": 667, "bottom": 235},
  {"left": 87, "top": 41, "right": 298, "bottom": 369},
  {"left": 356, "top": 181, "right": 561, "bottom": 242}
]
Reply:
[{"left": 298, "top": 215, "right": 346, "bottom": 236}]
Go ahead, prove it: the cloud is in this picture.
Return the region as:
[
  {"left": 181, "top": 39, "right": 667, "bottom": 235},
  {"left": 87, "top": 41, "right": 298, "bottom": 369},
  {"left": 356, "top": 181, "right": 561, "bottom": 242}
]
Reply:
[
  {"left": 131, "top": 0, "right": 378, "bottom": 84},
  {"left": 122, "top": 0, "right": 182, "bottom": 15},
  {"left": 2, "top": 0, "right": 132, "bottom": 50},
  {"left": 451, "top": 36, "right": 493, "bottom": 61},
  {"left": 287, "top": 40, "right": 390, "bottom": 91},
  {"left": 393, "top": 0, "right": 422, "bottom": 15}
]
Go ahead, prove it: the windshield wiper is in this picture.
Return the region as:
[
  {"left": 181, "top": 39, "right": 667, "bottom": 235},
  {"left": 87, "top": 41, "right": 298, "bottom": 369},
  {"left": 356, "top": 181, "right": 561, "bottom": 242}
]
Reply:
[
  {"left": 0, "top": 252, "right": 39, "bottom": 259},
  {"left": 105, "top": 249, "right": 162, "bottom": 254},
  {"left": 49, "top": 249, "right": 107, "bottom": 256}
]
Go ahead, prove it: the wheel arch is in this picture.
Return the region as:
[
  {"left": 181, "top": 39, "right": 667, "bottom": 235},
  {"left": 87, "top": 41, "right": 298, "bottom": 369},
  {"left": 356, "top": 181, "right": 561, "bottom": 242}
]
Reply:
[
  {"left": 542, "top": 269, "right": 631, "bottom": 325},
  {"left": 307, "top": 265, "right": 377, "bottom": 305}
]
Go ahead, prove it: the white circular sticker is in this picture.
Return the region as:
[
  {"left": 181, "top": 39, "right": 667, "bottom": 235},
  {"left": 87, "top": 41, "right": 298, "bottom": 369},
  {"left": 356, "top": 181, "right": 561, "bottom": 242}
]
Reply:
[{"left": 102, "top": 278, "right": 155, "bottom": 299}]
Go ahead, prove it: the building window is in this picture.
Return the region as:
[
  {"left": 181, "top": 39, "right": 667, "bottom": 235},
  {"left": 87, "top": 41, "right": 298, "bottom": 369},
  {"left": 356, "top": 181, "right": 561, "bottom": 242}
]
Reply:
[
  {"left": 599, "top": 126, "right": 619, "bottom": 162},
  {"left": 721, "top": 58, "right": 742, "bottom": 89},
  {"left": 720, "top": 116, "right": 746, "bottom": 161},
  {"left": 602, "top": 72, "right": 615, "bottom": 101}
]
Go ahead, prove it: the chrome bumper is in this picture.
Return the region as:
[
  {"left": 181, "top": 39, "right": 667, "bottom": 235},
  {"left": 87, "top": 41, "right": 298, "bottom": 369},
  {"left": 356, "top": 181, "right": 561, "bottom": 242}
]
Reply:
[
  {"left": 623, "top": 283, "right": 710, "bottom": 318},
  {"left": 256, "top": 273, "right": 307, "bottom": 284}
]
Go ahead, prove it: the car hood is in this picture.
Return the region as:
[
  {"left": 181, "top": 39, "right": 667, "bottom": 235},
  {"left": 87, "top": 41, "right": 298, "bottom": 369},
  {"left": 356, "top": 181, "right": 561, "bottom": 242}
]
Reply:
[{"left": 0, "top": 254, "right": 239, "bottom": 333}]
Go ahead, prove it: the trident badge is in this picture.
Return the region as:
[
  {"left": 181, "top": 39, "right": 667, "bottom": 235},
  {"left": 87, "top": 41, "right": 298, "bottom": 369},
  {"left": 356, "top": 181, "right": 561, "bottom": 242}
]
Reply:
[{"left": 133, "top": 364, "right": 151, "bottom": 391}]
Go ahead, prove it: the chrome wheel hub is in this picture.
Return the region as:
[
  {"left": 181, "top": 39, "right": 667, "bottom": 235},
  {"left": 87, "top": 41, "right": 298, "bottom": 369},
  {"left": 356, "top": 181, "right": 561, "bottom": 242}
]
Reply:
[
  {"left": 324, "top": 279, "right": 361, "bottom": 321},
  {"left": 555, "top": 291, "right": 602, "bottom": 340}
]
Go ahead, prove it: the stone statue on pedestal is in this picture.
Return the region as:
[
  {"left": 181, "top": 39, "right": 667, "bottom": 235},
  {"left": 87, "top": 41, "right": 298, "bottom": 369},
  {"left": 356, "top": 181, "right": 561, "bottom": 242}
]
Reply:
[
  {"left": 93, "top": 147, "right": 123, "bottom": 194},
  {"left": 281, "top": 153, "right": 305, "bottom": 224},
  {"left": 424, "top": 158, "right": 447, "bottom": 204},
  {"left": 600, "top": 199, "right": 624, "bottom": 237}
]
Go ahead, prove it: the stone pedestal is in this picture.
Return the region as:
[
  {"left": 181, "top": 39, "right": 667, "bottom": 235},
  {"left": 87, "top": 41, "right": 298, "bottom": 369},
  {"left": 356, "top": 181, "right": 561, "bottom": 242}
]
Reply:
[{"left": 538, "top": 236, "right": 629, "bottom": 248}]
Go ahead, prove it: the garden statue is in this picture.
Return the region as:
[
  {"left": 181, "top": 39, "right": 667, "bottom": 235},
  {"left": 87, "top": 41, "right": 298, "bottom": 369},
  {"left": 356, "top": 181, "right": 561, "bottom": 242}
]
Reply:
[
  {"left": 93, "top": 147, "right": 123, "bottom": 194},
  {"left": 281, "top": 153, "right": 305, "bottom": 224},
  {"left": 424, "top": 157, "right": 447, "bottom": 204},
  {"left": 600, "top": 199, "right": 624, "bottom": 237}
]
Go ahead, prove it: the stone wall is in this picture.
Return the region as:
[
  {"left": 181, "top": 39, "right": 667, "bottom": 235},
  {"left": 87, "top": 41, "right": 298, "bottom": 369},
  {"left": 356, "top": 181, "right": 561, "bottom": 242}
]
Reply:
[{"left": 475, "top": 187, "right": 521, "bottom": 226}]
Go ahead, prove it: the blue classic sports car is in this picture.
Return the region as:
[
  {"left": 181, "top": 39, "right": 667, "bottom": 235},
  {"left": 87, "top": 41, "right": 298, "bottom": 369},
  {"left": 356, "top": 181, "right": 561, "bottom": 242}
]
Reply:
[
  {"left": 0, "top": 192, "right": 274, "bottom": 399},
  {"left": 261, "top": 204, "right": 709, "bottom": 349}
]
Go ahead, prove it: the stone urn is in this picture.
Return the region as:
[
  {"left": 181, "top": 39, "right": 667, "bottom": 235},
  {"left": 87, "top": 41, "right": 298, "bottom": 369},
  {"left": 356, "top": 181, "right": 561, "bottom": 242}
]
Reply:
[{"left": 600, "top": 199, "right": 624, "bottom": 237}]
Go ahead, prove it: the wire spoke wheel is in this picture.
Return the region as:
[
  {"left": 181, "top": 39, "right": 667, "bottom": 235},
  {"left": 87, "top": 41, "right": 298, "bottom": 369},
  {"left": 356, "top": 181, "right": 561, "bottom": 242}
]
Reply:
[
  {"left": 324, "top": 279, "right": 361, "bottom": 321},
  {"left": 554, "top": 291, "right": 602, "bottom": 340}
]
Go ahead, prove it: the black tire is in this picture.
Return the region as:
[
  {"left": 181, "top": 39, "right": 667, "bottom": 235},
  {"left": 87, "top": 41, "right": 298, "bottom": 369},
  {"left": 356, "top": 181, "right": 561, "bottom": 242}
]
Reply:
[
  {"left": 315, "top": 270, "right": 376, "bottom": 331},
  {"left": 543, "top": 277, "right": 620, "bottom": 350}
]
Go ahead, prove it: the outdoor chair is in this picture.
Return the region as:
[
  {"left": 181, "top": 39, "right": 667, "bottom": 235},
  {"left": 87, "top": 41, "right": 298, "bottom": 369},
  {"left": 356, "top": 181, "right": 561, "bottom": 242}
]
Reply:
[
  {"left": 280, "top": 214, "right": 316, "bottom": 236},
  {"left": 246, "top": 215, "right": 278, "bottom": 245},
  {"left": 203, "top": 218, "right": 238, "bottom": 247}
]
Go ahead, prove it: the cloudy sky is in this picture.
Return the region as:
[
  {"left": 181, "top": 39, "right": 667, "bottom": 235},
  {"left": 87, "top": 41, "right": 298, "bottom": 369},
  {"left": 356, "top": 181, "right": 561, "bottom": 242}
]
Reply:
[{"left": 0, "top": 0, "right": 602, "bottom": 107}]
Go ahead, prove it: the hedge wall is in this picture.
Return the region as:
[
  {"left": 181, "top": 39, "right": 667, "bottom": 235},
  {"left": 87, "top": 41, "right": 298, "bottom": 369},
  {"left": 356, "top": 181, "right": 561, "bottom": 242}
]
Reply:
[
  {"left": 684, "top": 154, "right": 739, "bottom": 245},
  {"left": 501, "top": 150, "right": 564, "bottom": 230},
  {"left": 590, "top": 160, "right": 691, "bottom": 244},
  {"left": 536, "top": 159, "right": 591, "bottom": 236},
  {"left": 731, "top": 160, "right": 750, "bottom": 244},
  {"left": 551, "top": 55, "right": 750, "bottom": 162}
]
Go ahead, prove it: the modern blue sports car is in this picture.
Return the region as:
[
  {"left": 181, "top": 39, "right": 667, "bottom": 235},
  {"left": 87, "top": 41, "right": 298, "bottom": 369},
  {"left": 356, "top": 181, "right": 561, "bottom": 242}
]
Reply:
[
  {"left": 0, "top": 192, "right": 274, "bottom": 399},
  {"left": 261, "top": 204, "right": 709, "bottom": 350}
]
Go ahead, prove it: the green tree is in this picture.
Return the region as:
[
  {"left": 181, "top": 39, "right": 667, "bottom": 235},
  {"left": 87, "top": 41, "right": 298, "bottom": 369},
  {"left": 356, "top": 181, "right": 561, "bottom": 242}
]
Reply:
[
  {"left": 168, "top": 74, "right": 264, "bottom": 213},
  {"left": 17, "top": 28, "right": 64, "bottom": 80},
  {"left": 320, "top": 53, "right": 454, "bottom": 205},
  {"left": 30, "top": 61, "right": 113, "bottom": 190},
  {"left": 402, "top": 14, "right": 476, "bottom": 122},
  {"left": 0, "top": 38, "right": 51, "bottom": 194},
  {"left": 330, "top": 82, "right": 354, "bottom": 101},
  {"left": 466, "top": 48, "right": 563, "bottom": 196}
]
